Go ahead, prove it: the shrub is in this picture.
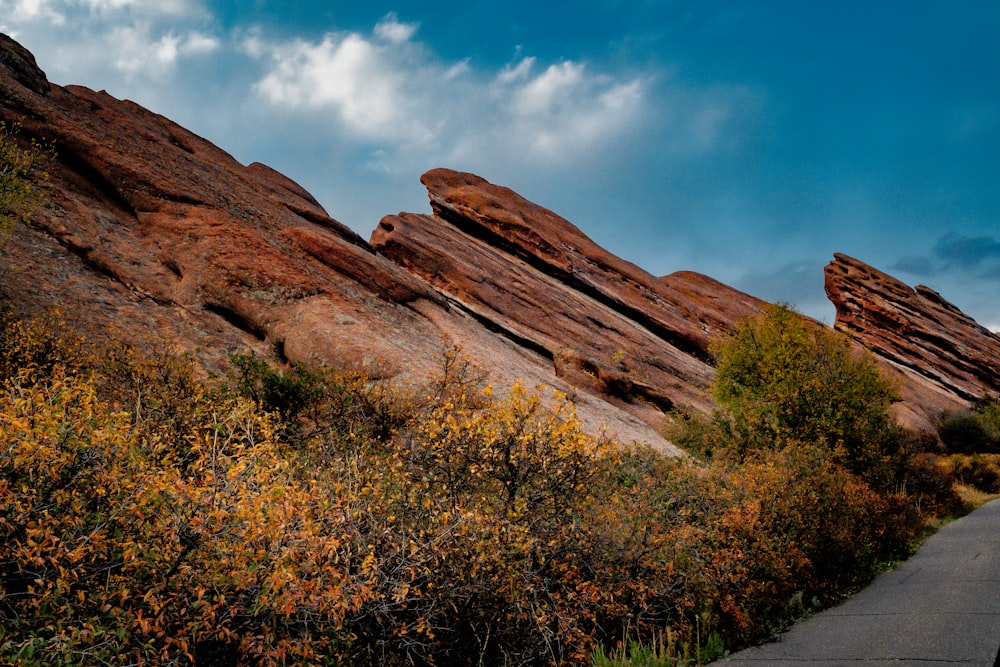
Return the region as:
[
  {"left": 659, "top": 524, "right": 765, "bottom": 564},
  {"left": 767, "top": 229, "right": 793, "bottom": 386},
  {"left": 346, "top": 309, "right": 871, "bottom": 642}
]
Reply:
[
  {"left": 0, "top": 312, "right": 950, "bottom": 665},
  {"left": 940, "top": 454, "right": 1000, "bottom": 494},
  {"left": 326, "top": 381, "right": 631, "bottom": 665},
  {"left": 229, "top": 351, "right": 324, "bottom": 427},
  {"left": 0, "top": 120, "right": 54, "bottom": 247},
  {"left": 0, "top": 308, "right": 88, "bottom": 382},
  {"left": 937, "top": 397, "right": 1000, "bottom": 454},
  {"left": 663, "top": 409, "right": 732, "bottom": 461},
  {"left": 0, "top": 368, "right": 384, "bottom": 665},
  {"left": 899, "top": 453, "right": 962, "bottom": 516},
  {"left": 709, "top": 303, "right": 904, "bottom": 486},
  {"left": 663, "top": 304, "right": 950, "bottom": 653},
  {"left": 96, "top": 340, "right": 210, "bottom": 448}
]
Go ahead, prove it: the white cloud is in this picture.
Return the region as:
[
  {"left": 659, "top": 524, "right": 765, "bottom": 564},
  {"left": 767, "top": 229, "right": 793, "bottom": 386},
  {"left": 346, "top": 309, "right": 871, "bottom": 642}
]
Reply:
[
  {"left": 81, "top": 0, "right": 204, "bottom": 17},
  {"left": 443, "top": 58, "right": 470, "bottom": 81},
  {"left": 180, "top": 30, "right": 218, "bottom": 55},
  {"left": 250, "top": 32, "right": 433, "bottom": 145},
  {"left": 2, "top": 0, "right": 203, "bottom": 23},
  {"left": 248, "top": 27, "right": 652, "bottom": 170},
  {"left": 111, "top": 25, "right": 218, "bottom": 77},
  {"left": 0, "top": 0, "right": 66, "bottom": 26},
  {"left": 497, "top": 61, "right": 645, "bottom": 162},
  {"left": 1, "top": 0, "right": 218, "bottom": 85},
  {"left": 497, "top": 56, "right": 535, "bottom": 84},
  {"left": 373, "top": 12, "right": 418, "bottom": 45},
  {"left": 511, "top": 61, "right": 585, "bottom": 115}
]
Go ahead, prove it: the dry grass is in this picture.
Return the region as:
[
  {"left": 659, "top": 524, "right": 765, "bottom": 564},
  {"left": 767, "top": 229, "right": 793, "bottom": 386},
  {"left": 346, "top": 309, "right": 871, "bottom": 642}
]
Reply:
[{"left": 954, "top": 483, "right": 1000, "bottom": 509}]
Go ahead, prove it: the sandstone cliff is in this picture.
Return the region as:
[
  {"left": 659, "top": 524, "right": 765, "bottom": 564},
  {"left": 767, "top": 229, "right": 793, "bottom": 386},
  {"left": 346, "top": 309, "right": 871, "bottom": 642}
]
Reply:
[
  {"left": 1, "top": 34, "right": 997, "bottom": 448},
  {"left": 372, "top": 169, "right": 767, "bottom": 422}
]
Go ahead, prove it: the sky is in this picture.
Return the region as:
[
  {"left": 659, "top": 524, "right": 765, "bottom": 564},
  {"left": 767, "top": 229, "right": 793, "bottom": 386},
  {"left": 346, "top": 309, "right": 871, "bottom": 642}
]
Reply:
[{"left": 2, "top": 1, "right": 998, "bottom": 330}]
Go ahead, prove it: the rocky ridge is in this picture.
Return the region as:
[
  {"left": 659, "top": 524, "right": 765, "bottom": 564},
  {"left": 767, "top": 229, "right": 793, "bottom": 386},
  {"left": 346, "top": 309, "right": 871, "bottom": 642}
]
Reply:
[
  {"left": 2, "top": 34, "right": 997, "bottom": 447},
  {"left": 826, "top": 253, "right": 1000, "bottom": 428},
  {"left": 372, "top": 169, "right": 768, "bottom": 423}
]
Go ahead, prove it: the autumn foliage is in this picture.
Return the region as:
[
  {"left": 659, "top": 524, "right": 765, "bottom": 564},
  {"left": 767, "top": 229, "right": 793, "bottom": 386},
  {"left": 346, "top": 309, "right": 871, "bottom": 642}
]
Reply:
[{"left": 0, "top": 308, "right": 957, "bottom": 665}]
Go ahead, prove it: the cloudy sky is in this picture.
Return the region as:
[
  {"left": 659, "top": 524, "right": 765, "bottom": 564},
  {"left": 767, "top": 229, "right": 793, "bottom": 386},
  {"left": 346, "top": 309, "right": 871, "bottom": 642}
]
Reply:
[{"left": 2, "top": 1, "right": 998, "bottom": 329}]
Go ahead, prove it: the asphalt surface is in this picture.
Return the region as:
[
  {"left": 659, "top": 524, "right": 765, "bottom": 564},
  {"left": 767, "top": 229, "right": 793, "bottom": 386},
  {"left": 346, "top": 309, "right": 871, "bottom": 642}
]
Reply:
[{"left": 716, "top": 498, "right": 1000, "bottom": 666}]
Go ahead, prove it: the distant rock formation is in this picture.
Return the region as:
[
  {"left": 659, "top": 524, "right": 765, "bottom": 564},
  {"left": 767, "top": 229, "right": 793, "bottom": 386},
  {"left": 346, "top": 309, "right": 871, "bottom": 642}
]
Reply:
[
  {"left": 826, "top": 253, "right": 1000, "bottom": 429},
  {"left": 2, "top": 33, "right": 997, "bottom": 449}
]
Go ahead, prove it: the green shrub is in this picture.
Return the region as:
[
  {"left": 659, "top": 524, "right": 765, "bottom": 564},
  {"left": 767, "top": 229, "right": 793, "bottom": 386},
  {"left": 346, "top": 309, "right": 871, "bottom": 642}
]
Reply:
[
  {"left": 0, "top": 120, "right": 54, "bottom": 247},
  {"left": 663, "top": 409, "right": 733, "bottom": 461},
  {"left": 708, "top": 303, "right": 904, "bottom": 487},
  {"left": 229, "top": 351, "right": 323, "bottom": 426},
  {"left": 938, "top": 397, "right": 1000, "bottom": 454}
]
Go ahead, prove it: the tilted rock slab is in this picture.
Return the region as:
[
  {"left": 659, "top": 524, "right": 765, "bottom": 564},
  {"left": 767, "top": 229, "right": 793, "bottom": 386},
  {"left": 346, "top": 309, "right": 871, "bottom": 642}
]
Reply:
[
  {"left": 826, "top": 253, "right": 1000, "bottom": 430},
  {"left": 0, "top": 34, "right": 447, "bottom": 376},
  {"left": 373, "top": 169, "right": 768, "bottom": 425}
]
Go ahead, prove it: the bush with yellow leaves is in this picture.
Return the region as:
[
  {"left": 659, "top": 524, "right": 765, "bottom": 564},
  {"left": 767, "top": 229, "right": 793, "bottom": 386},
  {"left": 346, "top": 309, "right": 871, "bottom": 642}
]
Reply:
[{"left": 0, "top": 309, "right": 949, "bottom": 666}]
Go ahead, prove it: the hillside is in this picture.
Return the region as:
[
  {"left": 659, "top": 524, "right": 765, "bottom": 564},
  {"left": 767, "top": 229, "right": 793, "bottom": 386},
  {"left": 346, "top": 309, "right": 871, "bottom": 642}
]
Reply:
[{"left": 2, "top": 32, "right": 999, "bottom": 445}]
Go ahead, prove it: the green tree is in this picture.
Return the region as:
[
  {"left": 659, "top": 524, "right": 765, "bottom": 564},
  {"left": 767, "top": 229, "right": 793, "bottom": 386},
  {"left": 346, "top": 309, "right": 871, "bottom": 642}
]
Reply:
[
  {"left": 711, "top": 304, "right": 902, "bottom": 482},
  {"left": 0, "top": 120, "right": 53, "bottom": 247}
]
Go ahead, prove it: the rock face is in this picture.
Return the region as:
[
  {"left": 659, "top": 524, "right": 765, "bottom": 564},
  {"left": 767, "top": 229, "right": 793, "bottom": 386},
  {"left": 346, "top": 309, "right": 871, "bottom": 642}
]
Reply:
[
  {"left": 826, "top": 253, "right": 1000, "bottom": 429},
  {"left": 2, "top": 34, "right": 715, "bottom": 453},
  {"left": 2, "top": 34, "right": 997, "bottom": 450},
  {"left": 372, "top": 169, "right": 767, "bottom": 424},
  {"left": 0, "top": 33, "right": 450, "bottom": 380}
]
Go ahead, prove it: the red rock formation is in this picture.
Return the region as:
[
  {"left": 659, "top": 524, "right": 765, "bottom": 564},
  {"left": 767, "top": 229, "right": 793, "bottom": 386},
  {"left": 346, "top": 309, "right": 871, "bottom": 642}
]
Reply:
[
  {"left": 1, "top": 35, "right": 454, "bottom": 376},
  {"left": 415, "top": 168, "right": 766, "bottom": 354},
  {"left": 373, "top": 169, "right": 768, "bottom": 422},
  {"left": 0, "top": 34, "right": 689, "bottom": 453},
  {"left": 4, "top": 33, "right": 996, "bottom": 451},
  {"left": 825, "top": 253, "right": 1000, "bottom": 429}
]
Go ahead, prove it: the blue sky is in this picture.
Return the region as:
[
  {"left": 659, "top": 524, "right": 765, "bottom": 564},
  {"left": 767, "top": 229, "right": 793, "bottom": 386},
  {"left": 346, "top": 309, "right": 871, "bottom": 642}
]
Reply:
[{"left": 2, "top": 1, "right": 998, "bottom": 329}]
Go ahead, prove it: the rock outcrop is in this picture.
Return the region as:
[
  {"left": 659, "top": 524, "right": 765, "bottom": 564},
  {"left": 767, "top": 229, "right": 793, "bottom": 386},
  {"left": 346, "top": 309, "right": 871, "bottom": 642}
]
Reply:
[
  {"left": 2, "top": 34, "right": 997, "bottom": 450},
  {"left": 373, "top": 169, "right": 767, "bottom": 423},
  {"left": 826, "top": 253, "right": 1000, "bottom": 429},
  {"left": 0, "top": 33, "right": 452, "bottom": 379}
]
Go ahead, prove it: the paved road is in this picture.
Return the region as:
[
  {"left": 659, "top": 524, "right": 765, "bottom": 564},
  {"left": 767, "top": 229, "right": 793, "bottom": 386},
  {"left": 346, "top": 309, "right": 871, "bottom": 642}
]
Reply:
[{"left": 716, "top": 498, "right": 1000, "bottom": 666}]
